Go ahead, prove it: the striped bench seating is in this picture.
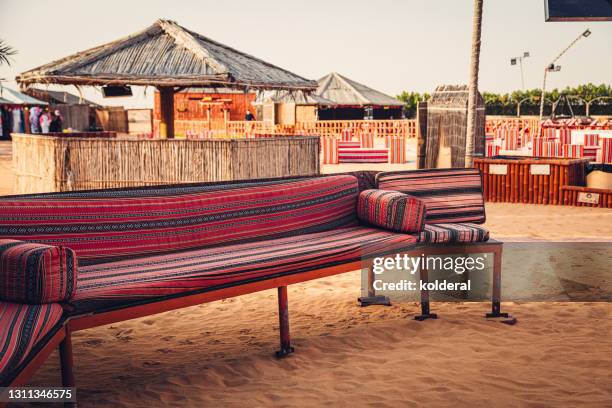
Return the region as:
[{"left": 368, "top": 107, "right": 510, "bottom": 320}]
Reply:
[
  {"left": 0, "top": 302, "right": 65, "bottom": 386},
  {"left": 72, "top": 226, "right": 418, "bottom": 314},
  {"left": 0, "top": 170, "right": 498, "bottom": 388},
  {"left": 338, "top": 148, "right": 389, "bottom": 163}
]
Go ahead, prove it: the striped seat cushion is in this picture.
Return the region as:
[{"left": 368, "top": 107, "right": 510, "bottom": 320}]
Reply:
[
  {"left": 338, "top": 141, "right": 361, "bottom": 149},
  {"left": 0, "top": 240, "right": 77, "bottom": 304},
  {"left": 357, "top": 190, "right": 426, "bottom": 233},
  {"left": 338, "top": 148, "right": 389, "bottom": 163},
  {"left": 418, "top": 224, "right": 489, "bottom": 244},
  {"left": 0, "top": 302, "right": 64, "bottom": 386},
  {"left": 376, "top": 169, "right": 486, "bottom": 224},
  {"left": 70, "top": 226, "right": 419, "bottom": 314},
  {"left": 0, "top": 176, "right": 359, "bottom": 265}
]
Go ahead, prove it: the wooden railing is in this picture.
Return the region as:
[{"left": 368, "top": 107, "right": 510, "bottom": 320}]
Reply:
[
  {"left": 485, "top": 117, "right": 541, "bottom": 136},
  {"left": 154, "top": 119, "right": 417, "bottom": 139},
  {"left": 295, "top": 120, "right": 417, "bottom": 138}
]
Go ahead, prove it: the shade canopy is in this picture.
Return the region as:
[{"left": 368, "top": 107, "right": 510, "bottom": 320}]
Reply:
[
  {"left": 17, "top": 19, "right": 317, "bottom": 91},
  {"left": 0, "top": 87, "right": 47, "bottom": 105},
  {"left": 25, "top": 87, "right": 100, "bottom": 106},
  {"left": 254, "top": 89, "right": 336, "bottom": 106},
  {"left": 316, "top": 72, "right": 404, "bottom": 107}
]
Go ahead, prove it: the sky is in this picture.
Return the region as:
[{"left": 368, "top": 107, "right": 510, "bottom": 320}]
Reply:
[{"left": 0, "top": 0, "right": 610, "bottom": 108}]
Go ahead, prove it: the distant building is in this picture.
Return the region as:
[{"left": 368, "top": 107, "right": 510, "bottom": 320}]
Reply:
[
  {"left": 316, "top": 72, "right": 405, "bottom": 120},
  {"left": 151, "top": 74, "right": 406, "bottom": 124}
]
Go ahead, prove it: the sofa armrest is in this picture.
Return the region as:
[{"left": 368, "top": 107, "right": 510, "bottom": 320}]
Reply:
[
  {"left": 357, "top": 189, "right": 426, "bottom": 233},
  {"left": 0, "top": 240, "right": 77, "bottom": 304},
  {"left": 375, "top": 168, "right": 486, "bottom": 224}
]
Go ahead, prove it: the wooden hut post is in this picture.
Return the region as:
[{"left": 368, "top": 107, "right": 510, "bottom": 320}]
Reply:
[
  {"left": 158, "top": 87, "right": 175, "bottom": 139},
  {"left": 417, "top": 101, "right": 428, "bottom": 169}
]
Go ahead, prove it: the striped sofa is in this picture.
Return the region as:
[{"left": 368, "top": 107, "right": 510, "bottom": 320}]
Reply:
[{"left": 0, "top": 169, "right": 501, "bottom": 389}]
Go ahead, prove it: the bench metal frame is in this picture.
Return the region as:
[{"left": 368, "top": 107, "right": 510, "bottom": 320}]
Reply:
[{"left": 10, "top": 240, "right": 505, "bottom": 407}]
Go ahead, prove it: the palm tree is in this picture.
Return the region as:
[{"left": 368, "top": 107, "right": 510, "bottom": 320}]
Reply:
[
  {"left": 0, "top": 39, "right": 17, "bottom": 67},
  {"left": 465, "top": 0, "right": 483, "bottom": 168}
]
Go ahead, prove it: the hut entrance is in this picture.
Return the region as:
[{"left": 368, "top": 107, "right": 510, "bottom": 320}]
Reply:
[{"left": 421, "top": 85, "right": 485, "bottom": 168}]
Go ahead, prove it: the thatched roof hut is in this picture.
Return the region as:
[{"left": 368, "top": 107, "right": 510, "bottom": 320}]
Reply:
[
  {"left": 17, "top": 19, "right": 316, "bottom": 91},
  {"left": 424, "top": 85, "right": 485, "bottom": 168},
  {"left": 254, "top": 90, "right": 335, "bottom": 106},
  {"left": 16, "top": 19, "right": 316, "bottom": 137},
  {"left": 317, "top": 72, "right": 403, "bottom": 106},
  {"left": 315, "top": 72, "right": 403, "bottom": 120}
]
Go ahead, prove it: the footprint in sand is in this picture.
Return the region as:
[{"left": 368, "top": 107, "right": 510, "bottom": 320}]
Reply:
[{"left": 84, "top": 339, "right": 105, "bottom": 346}]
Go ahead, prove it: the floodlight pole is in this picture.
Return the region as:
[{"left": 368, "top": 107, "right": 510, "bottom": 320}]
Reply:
[{"left": 539, "top": 29, "right": 591, "bottom": 119}]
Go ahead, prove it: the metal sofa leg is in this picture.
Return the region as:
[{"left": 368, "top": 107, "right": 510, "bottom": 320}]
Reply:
[
  {"left": 415, "top": 264, "right": 437, "bottom": 321},
  {"left": 59, "top": 329, "right": 76, "bottom": 407},
  {"left": 358, "top": 263, "right": 391, "bottom": 307},
  {"left": 486, "top": 246, "right": 509, "bottom": 318},
  {"left": 275, "top": 286, "right": 294, "bottom": 358}
]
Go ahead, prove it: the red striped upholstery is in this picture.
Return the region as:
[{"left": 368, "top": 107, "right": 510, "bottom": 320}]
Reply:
[
  {"left": 418, "top": 223, "right": 489, "bottom": 244},
  {"left": 0, "top": 176, "right": 359, "bottom": 265},
  {"left": 338, "top": 148, "right": 389, "bottom": 163},
  {"left": 376, "top": 169, "right": 486, "bottom": 224},
  {"left": 71, "top": 226, "right": 419, "bottom": 314},
  {"left": 0, "top": 240, "right": 77, "bottom": 304},
  {"left": 338, "top": 141, "right": 361, "bottom": 149},
  {"left": 0, "top": 302, "right": 64, "bottom": 386},
  {"left": 357, "top": 190, "right": 426, "bottom": 233}
]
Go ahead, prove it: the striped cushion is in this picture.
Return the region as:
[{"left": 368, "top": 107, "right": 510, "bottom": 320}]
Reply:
[
  {"left": 0, "top": 302, "right": 64, "bottom": 386},
  {"left": 418, "top": 224, "right": 489, "bottom": 244},
  {"left": 338, "top": 141, "right": 361, "bottom": 149},
  {"left": 71, "top": 226, "right": 419, "bottom": 314},
  {"left": 0, "top": 240, "right": 77, "bottom": 304},
  {"left": 357, "top": 190, "right": 426, "bottom": 233},
  {"left": 376, "top": 169, "right": 486, "bottom": 224},
  {"left": 0, "top": 176, "right": 359, "bottom": 265},
  {"left": 338, "top": 148, "right": 389, "bottom": 163}
]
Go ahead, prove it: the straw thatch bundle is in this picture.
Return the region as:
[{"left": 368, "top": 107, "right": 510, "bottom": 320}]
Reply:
[{"left": 424, "top": 85, "right": 485, "bottom": 168}]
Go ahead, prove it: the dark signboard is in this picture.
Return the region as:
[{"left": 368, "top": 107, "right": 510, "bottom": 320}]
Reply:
[{"left": 545, "top": 0, "right": 612, "bottom": 21}]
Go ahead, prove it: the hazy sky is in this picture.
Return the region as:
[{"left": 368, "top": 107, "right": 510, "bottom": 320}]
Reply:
[{"left": 1, "top": 0, "right": 610, "bottom": 107}]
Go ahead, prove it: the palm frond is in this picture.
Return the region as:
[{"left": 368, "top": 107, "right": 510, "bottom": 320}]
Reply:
[{"left": 0, "top": 39, "right": 18, "bottom": 67}]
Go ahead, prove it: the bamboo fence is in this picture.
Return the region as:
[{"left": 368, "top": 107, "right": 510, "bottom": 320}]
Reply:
[
  {"left": 12, "top": 134, "right": 319, "bottom": 194},
  {"left": 560, "top": 186, "right": 612, "bottom": 208},
  {"left": 474, "top": 157, "right": 588, "bottom": 205}
]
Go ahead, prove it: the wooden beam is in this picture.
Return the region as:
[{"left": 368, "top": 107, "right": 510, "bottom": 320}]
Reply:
[{"left": 158, "top": 87, "right": 175, "bottom": 139}]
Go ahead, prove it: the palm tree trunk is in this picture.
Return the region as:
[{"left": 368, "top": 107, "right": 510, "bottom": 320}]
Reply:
[{"left": 465, "top": 0, "right": 483, "bottom": 168}]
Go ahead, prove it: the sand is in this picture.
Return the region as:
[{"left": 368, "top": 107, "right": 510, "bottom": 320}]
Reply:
[{"left": 0, "top": 139, "right": 610, "bottom": 406}]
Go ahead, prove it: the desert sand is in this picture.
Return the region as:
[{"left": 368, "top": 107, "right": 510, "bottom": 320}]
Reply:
[{"left": 0, "top": 140, "right": 610, "bottom": 407}]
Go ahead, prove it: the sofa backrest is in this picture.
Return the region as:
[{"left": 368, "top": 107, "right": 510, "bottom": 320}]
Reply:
[
  {"left": 376, "top": 168, "right": 486, "bottom": 224},
  {"left": 0, "top": 175, "right": 359, "bottom": 265}
]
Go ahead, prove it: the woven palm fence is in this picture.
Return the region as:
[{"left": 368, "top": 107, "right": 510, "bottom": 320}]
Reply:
[{"left": 12, "top": 134, "right": 319, "bottom": 194}]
